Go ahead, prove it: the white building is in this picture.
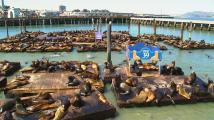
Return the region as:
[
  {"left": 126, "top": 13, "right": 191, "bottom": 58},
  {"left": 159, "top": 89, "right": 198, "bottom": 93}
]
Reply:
[
  {"left": 64, "top": 9, "right": 133, "bottom": 17},
  {"left": 39, "top": 10, "right": 59, "bottom": 17},
  {"left": 7, "top": 7, "right": 21, "bottom": 18}
]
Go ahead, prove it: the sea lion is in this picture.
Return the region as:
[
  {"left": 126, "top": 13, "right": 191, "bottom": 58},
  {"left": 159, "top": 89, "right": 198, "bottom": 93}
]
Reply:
[
  {"left": 67, "top": 76, "right": 80, "bottom": 86},
  {"left": 207, "top": 80, "right": 214, "bottom": 96},
  {"left": 80, "top": 82, "right": 92, "bottom": 96},
  {"left": 58, "top": 96, "right": 70, "bottom": 111},
  {"left": 53, "top": 105, "right": 65, "bottom": 120},
  {"left": 0, "top": 111, "right": 14, "bottom": 120},
  {"left": 0, "top": 99, "right": 16, "bottom": 113},
  {"left": 5, "top": 80, "right": 29, "bottom": 91},
  {"left": 71, "top": 94, "right": 84, "bottom": 107},
  {"left": 176, "top": 84, "right": 191, "bottom": 99},
  {"left": 119, "top": 82, "right": 131, "bottom": 95},
  {"left": 144, "top": 88, "right": 156, "bottom": 103},
  {"left": 185, "top": 72, "right": 197, "bottom": 85},
  {"left": 128, "top": 88, "right": 155, "bottom": 104},
  {"left": 15, "top": 98, "right": 30, "bottom": 116},
  {"left": 97, "top": 93, "right": 108, "bottom": 104}
]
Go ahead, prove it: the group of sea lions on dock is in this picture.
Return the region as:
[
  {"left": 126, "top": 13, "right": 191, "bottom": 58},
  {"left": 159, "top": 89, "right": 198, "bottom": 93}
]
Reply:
[
  {"left": 0, "top": 89, "right": 115, "bottom": 120},
  {"left": 20, "top": 60, "right": 104, "bottom": 92},
  {"left": 0, "top": 60, "right": 116, "bottom": 120},
  {"left": 111, "top": 61, "right": 214, "bottom": 107},
  {"left": 0, "top": 30, "right": 169, "bottom": 53},
  {"left": 142, "top": 34, "right": 214, "bottom": 50}
]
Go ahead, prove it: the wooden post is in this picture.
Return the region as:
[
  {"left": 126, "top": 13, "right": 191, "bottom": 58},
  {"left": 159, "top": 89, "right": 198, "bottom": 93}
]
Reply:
[
  {"left": 19, "top": 19, "right": 22, "bottom": 33},
  {"left": 153, "top": 19, "right": 157, "bottom": 35},
  {"left": 107, "top": 21, "right": 112, "bottom": 65},
  {"left": 208, "top": 24, "right": 211, "bottom": 31},
  {"left": 24, "top": 18, "right": 26, "bottom": 32},
  {"left": 189, "top": 22, "right": 193, "bottom": 40},
  {"left": 180, "top": 22, "right": 184, "bottom": 41},
  {"left": 128, "top": 20, "right": 130, "bottom": 34},
  {"left": 5, "top": 17, "right": 9, "bottom": 38},
  {"left": 96, "top": 19, "right": 99, "bottom": 32},
  {"left": 50, "top": 19, "right": 52, "bottom": 25},
  {"left": 138, "top": 22, "right": 140, "bottom": 36},
  {"left": 99, "top": 18, "right": 102, "bottom": 32}
]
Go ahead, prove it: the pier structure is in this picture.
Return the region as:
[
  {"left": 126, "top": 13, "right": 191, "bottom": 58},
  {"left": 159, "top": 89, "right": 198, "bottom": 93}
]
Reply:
[
  {"left": 0, "top": 16, "right": 129, "bottom": 26},
  {"left": 131, "top": 18, "right": 214, "bottom": 31}
]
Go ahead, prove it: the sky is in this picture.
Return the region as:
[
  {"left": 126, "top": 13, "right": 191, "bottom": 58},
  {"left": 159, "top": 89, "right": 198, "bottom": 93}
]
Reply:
[{"left": 3, "top": 0, "right": 214, "bottom": 15}]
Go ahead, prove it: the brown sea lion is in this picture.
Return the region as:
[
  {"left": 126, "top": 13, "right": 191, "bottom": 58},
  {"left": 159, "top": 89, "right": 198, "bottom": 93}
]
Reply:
[
  {"left": 53, "top": 105, "right": 65, "bottom": 120},
  {"left": 207, "top": 80, "right": 214, "bottom": 96},
  {"left": 128, "top": 88, "right": 155, "bottom": 104},
  {"left": 176, "top": 84, "right": 191, "bottom": 99},
  {"left": 5, "top": 80, "right": 29, "bottom": 91}
]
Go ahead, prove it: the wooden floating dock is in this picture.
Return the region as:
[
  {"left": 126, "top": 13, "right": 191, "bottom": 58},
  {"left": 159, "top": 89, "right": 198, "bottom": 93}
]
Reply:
[
  {"left": 8, "top": 70, "right": 104, "bottom": 95},
  {"left": 111, "top": 66, "right": 214, "bottom": 107}
]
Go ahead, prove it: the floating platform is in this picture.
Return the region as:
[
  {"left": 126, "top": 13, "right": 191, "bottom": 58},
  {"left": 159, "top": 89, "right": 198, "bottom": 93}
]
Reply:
[
  {"left": 7, "top": 71, "right": 104, "bottom": 95},
  {"left": 2, "top": 88, "right": 116, "bottom": 120},
  {"left": 111, "top": 66, "right": 214, "bottom": 108}
]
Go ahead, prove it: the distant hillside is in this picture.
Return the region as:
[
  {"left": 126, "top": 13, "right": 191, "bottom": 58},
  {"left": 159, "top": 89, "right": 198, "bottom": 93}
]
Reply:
[{"left": 179, "top": 11, "right": 214, "bottom": 19}]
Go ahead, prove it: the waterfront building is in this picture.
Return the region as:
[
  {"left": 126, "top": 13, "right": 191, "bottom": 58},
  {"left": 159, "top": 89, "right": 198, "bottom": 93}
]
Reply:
[
  {"left": 39, "top": 10, "right": 59, "bottom": 17},
  {"left": 69, "top": 9, "right": 134, "bottom": 17}
]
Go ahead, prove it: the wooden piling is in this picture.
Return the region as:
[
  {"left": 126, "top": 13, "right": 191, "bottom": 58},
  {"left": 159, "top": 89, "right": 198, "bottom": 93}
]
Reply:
[
  {"left": 128, "top": 20, "right": 130, "bottom": 34},
  {"left": 138, "top": 22, "right": 140, "bottom": 36},
  {"left": 153, "top": 19, "right": 157, "bottom": 35},
  {"left": 107, "top": 21, "right": 112, "bottom": 65},
  {"left": 189, "top": 22, "right": 193, "bottom": 40},
  {"left": 24, "top": 18, "right": 26, "bottom": 32},
  {"left": 180, "top": 22, "right": 184, "bottom": 41}
]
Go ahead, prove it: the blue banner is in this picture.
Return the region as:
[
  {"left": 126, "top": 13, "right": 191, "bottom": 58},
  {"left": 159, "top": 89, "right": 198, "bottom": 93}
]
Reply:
[{"left": 127, "top": 43, "right": 162, "bottom": 61}]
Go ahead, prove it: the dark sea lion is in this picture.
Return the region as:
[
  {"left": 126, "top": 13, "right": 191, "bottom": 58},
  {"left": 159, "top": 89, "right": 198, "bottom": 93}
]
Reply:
[
  {"left": 58, "top": 96, "right": 70, "bottom": 110},
  {"left": 67, "top": 76, "right": 80, "bottom": 86},
  {"left": 15, "top": 98, "right": 30, "bottom": 116},
  {"left": 71, "top": 94, "right": 84, "bottom": 107},
  {"left": 0, "top": 99, "right": 16, "bottom": 113},
  {"left": 80, "top": 82, "right": 92, "bottom": 96},
  {"left": 0, "top": 111, "right": 13, "bottom": 120}
]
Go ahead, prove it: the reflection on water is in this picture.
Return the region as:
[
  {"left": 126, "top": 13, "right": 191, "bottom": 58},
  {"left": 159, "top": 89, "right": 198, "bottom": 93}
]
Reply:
[{"left": 0, "top": 24, "right": 214, "bottom": 120}]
